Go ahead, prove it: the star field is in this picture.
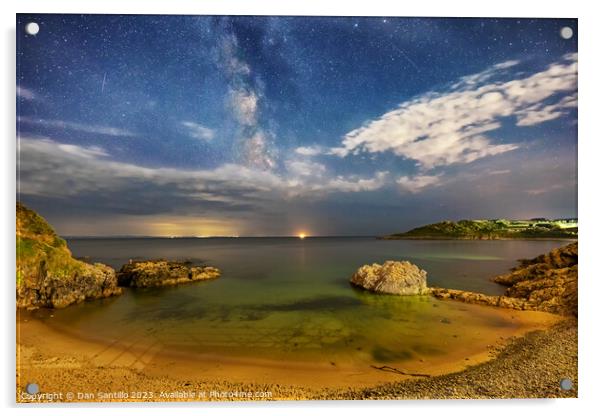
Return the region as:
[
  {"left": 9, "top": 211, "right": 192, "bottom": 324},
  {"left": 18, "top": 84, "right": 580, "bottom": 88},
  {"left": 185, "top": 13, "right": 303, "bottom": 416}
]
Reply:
[{"left": 16, "top": 15, "right": 578, "bottom": 236}]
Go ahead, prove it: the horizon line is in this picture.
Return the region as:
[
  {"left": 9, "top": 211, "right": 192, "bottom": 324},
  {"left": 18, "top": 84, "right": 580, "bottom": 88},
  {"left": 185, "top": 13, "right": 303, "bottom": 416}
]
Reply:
[
  {"left": 59, "top": 217, "right": 578, "bottom": 239},
  {"left": 62, "top": 235, "right": 379, "bottom": 239}
]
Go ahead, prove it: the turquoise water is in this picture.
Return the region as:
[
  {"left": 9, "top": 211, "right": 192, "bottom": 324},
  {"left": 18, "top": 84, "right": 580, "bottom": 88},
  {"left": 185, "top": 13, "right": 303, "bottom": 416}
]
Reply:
[{"left": 27, "top": 238, "right": 568, "bottom": 367}]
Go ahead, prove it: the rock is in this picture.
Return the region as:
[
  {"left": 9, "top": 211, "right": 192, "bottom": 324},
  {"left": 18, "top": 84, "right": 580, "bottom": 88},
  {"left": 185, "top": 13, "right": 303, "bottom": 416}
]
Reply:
[
  {"left": 493, "top": 242, "right": 577, "bottom": 286},
  {"left": 431, "top": 243, "right": 577, "bottom": 316},
  {"left": 430, "top": 288, "right": 530, "bottom": 311},
  {"left": 431, "top": 288, "right": 499, "bottom": 307},
  {"left": 350, "top": 261, "right": 429, "bottom": 295},
  {"left": 117, "top": 260, "right": 221, "bottom": 288},
  {"left": 498, "top": 296, "right": 529, "bottom": 310},
  {"left": 16, "top": 203, "right": 122, "bottom": 309},
  {"left": 493, "top": 243, "right": 577, "bottom": 316}
]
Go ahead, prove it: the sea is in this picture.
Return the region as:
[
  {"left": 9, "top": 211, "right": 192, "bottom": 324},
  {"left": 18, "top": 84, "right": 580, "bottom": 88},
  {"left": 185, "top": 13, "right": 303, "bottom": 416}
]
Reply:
[{"left": 24, "top": 237, "right": 569, "bottom": 372}]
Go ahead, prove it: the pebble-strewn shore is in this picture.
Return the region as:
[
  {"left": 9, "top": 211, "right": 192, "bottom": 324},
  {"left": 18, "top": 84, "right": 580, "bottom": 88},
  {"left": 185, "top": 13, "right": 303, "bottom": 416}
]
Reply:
[{"left": 327, "top": 318, "right": 577, "bottom": 399}]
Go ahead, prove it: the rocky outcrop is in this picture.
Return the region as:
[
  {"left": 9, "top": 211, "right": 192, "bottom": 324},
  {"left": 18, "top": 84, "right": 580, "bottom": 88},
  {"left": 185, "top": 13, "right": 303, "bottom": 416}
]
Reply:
[
  {"left": 117, "top": 260, "right": 220, "bottom": 288},
  {"left": 432, "top": 243, "right": 578, "bottom": 316},
  {"left": 493, "top": 243, "right": 577, "bottom": 316},
  {"left": 493, "top": 242, "right": 577, "bottom": 285},
  {"left": 16, "top": 203, "right": 122, "bottom": 309},
  {"left": 17, "top": 263, "right": 121, "bottom": 309},
  {"left": 350, "top": 261, "right": 429, "bottom": 295},
  {"left": 430, "top": 288, "right": 529, "bottom": 310}
]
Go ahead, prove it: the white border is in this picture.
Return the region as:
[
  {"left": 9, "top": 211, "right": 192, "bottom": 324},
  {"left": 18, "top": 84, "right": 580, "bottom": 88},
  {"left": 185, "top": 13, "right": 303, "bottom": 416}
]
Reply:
[{"left": 3, "top": 1, "right": 601, "bottom": 415}]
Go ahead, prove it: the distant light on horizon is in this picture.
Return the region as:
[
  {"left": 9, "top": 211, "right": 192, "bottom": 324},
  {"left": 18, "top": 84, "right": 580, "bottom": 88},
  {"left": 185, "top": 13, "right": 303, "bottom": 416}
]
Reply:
[{"left": 298, "top": 233, "right": 306, "bottom": 239}]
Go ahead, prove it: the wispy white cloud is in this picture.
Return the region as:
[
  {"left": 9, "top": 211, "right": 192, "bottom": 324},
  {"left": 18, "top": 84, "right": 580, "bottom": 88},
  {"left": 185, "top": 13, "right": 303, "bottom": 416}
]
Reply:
[
  {"left": 315, "top": 171, "right": 389, "bottom": 193},
  {"left": 18, "top": 137, "right": 388, "bottom": 203},
  {"left": 332, "top": 54, "right": 577, "bottom": 169},
  {"left": 450, "top": 59, "right": 520, "bottom": 89},
  {"left": 488, "top": 169, "right": 511, "bottom": 175},
  {"left": 18, "top": 116, "right": 136, "bottom": 137},
  {"left": 180, "top": 121, "right": 215, "bottom": 141},
  {"left": 294, "top": 145, "right": 326, "bottom": 157},
  {"left": 396, "top": 174, "right": 442, "bottom": 193},
  {"left": 52, "top": 141, "right": 109, "bottom": 159},
  {"left": 16, "top": 86, "right": 36, "bottom": 100},
  {"left": 515, "top": 93, "right": 577, "bottom": 126},
  {"left": 285, "top": 159, "right": 326, "bottom": 177},
  {"left": 525, "top": 182, "right": 570, "bottom": 196}
]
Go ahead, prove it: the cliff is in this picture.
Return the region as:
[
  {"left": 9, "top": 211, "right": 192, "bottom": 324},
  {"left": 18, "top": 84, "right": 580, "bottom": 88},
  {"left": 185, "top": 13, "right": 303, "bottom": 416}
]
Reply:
[{"left": 16, "top": 203, "right": 122, "bottom": 308}]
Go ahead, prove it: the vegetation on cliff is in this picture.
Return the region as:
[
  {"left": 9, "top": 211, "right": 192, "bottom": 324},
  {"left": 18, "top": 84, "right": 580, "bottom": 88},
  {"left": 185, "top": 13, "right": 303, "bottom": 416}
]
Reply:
[
  {"left": 16, "top": 203, "right": 121, "bottom": 308},
  {"left": 384, "top": 219, "right": 577, "bottom": 240}
]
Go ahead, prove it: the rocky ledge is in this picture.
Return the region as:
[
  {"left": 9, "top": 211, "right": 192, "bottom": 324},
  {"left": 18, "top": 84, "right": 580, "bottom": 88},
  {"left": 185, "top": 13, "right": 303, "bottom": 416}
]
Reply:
[
  {"left": 117, "top": 260, "right": 221, "bottom": 288},
  {"left": 17, "top": 203, "right": 122, "bottom": 309},
  {"left": 429, "top": 288, "right": 531, "bottom": 311},
  {"left": 350, "top": 260, "right": 429, "bottom": 295},
  {"left": 432, "top": 242, "right": 577, "bottom": 316}
]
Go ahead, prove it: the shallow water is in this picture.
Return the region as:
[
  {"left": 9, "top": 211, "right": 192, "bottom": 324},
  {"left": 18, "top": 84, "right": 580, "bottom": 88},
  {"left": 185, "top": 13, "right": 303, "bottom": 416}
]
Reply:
[{"left": 26, "top": 238, "right": 568, "bottom": 372}]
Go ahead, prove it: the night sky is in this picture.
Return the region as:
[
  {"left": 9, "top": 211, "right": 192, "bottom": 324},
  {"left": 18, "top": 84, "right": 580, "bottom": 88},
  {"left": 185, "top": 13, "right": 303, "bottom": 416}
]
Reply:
[{"left": 16, "top": 15, "right": 577, "bottom": 236}]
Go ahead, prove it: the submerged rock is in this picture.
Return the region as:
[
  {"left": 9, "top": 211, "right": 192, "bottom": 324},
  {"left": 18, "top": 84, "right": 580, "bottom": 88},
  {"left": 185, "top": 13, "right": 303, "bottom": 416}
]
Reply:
[
  {"left": 16, "top": 203, "right": 122, "bottom": 309},
  {"left": 117, "top": 260, "right": 220, "bottom": 288},
  {"left": 350, "top": 261, "right": 429, "bottom": 295}
]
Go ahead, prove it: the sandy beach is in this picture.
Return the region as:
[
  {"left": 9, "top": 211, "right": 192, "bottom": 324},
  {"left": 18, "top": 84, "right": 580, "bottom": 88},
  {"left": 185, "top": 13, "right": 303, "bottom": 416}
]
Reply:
[{"left": 16, "top": 305, "right": 568, "bottom": 402}]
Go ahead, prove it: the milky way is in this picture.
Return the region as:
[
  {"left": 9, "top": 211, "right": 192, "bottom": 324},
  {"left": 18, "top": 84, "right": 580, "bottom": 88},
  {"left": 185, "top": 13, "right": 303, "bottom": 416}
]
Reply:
[{"left": 16, "top": 15, "right": 577, "bottom": 236}]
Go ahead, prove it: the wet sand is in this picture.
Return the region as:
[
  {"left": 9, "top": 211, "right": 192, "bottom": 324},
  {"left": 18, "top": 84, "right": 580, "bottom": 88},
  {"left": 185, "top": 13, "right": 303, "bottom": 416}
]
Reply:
[{"left": 16, "top": 305, "right": 562, "bottom": 402}]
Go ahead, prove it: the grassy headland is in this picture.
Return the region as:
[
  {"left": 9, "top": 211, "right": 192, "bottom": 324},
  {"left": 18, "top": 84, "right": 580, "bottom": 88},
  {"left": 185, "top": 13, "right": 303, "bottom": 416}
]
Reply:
[{"left": 383, "top": 219, "right": 577, "bottom": 240}]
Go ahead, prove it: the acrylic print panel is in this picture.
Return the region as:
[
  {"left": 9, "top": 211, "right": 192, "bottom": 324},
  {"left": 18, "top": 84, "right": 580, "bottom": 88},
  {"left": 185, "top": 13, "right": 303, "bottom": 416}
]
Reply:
[{"left": 16, "top": 14, "right": 577, "bottom": 402}]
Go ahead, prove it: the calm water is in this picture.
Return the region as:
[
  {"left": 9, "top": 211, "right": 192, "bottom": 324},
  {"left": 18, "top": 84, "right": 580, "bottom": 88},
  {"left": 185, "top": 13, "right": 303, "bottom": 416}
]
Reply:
[{"left": 29, "top": 238, "right": 568, "bottom": 367}]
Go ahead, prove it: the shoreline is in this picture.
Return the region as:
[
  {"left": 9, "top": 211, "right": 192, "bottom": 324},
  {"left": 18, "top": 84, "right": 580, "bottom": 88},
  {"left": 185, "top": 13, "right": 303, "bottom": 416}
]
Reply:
[
  {"left": 16, "top": 303, "right": 564, "bottom": 402},
  {"left": 331, "top": 317, "right": 577, "bottom": 399}
]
